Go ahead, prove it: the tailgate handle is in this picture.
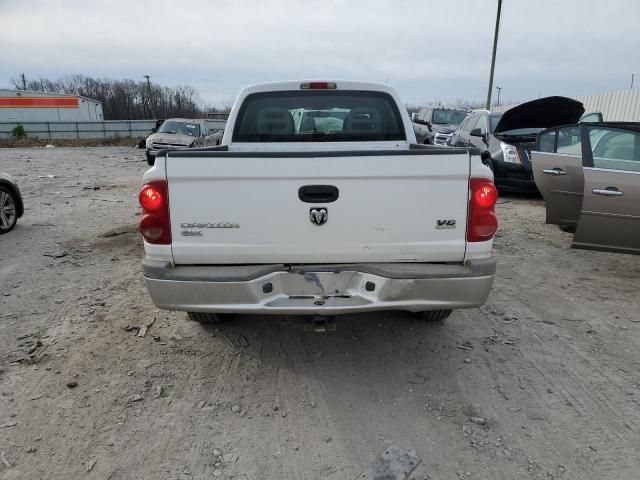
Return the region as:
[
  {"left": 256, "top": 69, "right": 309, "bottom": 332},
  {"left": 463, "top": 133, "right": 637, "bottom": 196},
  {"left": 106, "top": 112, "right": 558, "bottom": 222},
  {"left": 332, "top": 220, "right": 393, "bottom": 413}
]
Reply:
[{"left": 298, "top": 185, "right": 339, "bottom": 203}]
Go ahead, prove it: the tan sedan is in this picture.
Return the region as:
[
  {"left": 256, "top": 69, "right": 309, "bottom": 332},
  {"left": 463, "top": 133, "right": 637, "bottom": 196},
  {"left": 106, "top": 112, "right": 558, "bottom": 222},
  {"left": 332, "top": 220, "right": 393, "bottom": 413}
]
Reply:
[{"left": 531, "top": 121, "right": 640, "bottom": 255}]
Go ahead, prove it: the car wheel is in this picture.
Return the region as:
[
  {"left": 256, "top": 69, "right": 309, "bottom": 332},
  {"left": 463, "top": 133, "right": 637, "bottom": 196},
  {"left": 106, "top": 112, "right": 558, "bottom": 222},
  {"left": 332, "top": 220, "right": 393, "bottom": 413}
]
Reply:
[
  {"left": 416, "top": 310, "right": 452, "bottom": 322},
  {"left": 146, "top": 154, "right": 155, "bottom": 166},
  {"left": 0, "top": 186, "right": 18, "bottom": 234}
]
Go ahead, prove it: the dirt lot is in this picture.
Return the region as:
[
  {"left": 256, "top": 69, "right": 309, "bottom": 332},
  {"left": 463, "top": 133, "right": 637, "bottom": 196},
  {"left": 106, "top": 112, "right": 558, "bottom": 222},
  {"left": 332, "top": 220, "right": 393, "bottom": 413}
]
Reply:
[{"left": 1, "top": 147, "right": 639, "bottom": 480}]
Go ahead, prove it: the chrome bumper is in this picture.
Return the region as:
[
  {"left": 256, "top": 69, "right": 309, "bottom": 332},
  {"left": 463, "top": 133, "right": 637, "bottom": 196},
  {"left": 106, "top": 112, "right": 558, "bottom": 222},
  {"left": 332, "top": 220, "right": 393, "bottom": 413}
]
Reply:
[{"left": 143, "top": 259, "right": 496, "bottom": 315}]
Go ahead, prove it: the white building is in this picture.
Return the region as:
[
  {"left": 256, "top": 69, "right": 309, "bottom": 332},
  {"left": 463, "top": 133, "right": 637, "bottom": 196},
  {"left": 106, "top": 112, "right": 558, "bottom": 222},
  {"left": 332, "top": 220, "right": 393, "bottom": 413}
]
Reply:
[{"left": 0, "top": 89, "right": 103, "bottom": 122}]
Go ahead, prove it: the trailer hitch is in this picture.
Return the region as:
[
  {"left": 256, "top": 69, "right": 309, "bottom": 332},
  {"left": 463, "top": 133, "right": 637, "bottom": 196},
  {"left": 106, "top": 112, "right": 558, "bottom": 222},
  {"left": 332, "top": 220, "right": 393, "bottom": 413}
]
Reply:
[{"left": 304, "top": 315, "right": 336, "bottom": 333}]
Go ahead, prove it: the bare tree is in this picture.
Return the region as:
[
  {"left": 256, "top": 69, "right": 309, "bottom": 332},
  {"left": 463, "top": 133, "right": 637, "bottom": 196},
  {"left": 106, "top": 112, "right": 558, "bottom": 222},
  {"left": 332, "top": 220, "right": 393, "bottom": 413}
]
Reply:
[{"left": 15, "top": 74, "right": 206, "bottom": 120}]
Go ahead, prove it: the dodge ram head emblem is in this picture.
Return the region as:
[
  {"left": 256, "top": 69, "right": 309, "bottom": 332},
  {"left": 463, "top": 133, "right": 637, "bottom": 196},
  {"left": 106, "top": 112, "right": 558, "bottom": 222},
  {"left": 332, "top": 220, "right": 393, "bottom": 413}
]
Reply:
[{"left": 310, "top": 208, "right": 328, "bottom": 226}]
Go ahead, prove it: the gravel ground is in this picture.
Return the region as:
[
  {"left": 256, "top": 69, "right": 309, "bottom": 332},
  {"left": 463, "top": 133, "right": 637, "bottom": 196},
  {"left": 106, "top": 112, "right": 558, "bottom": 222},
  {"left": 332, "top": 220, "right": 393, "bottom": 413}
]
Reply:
[{"left": 1, "top": 146, "right": 639, "bottom": 480}]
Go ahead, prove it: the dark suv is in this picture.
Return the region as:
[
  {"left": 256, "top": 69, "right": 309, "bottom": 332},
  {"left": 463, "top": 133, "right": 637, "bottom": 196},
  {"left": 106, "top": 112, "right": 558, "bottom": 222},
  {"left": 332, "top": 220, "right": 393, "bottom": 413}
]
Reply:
[
  {"left": 412, "top": 107, "right": 468, "bottom": 145},
  {"left": 451, "top": 97, "right": 585, "bottom": 193}
]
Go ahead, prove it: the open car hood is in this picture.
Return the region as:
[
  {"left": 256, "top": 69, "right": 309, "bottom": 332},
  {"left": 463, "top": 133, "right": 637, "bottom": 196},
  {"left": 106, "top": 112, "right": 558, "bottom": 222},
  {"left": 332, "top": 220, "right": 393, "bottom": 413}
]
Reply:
[{"left": 494, "top": 96, "right": 585, "bottom": 136}]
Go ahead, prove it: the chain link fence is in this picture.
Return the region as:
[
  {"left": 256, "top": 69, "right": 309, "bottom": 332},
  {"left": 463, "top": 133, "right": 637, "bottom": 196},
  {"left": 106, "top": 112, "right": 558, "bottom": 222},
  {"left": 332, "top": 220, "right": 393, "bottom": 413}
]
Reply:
[{"left": 0, "top": 119, "right": 227, "bottom": 140}]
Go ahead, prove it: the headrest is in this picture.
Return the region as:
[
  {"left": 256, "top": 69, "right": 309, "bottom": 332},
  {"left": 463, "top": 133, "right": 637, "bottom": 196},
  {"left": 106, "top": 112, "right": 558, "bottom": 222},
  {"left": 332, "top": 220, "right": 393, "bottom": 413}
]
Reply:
[
  {"left": 343, "top": 108, "right": 382, "bottom": 133},
  {"left": 257, "top": 109, "right": 294, "bottom": 135}
]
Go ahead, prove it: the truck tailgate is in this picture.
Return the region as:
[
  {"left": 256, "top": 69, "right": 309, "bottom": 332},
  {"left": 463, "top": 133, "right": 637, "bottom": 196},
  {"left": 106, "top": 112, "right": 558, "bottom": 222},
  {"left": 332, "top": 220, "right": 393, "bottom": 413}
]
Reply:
[{"left": 166, "top": 151, "right": 470, "bottom": 264}]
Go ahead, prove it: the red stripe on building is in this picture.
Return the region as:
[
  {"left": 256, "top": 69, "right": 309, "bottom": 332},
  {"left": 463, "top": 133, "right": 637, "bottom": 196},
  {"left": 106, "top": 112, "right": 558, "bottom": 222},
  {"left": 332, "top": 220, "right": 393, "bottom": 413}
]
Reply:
[{"left": 0, "top": 97, "right": 79, "bottom": 108}]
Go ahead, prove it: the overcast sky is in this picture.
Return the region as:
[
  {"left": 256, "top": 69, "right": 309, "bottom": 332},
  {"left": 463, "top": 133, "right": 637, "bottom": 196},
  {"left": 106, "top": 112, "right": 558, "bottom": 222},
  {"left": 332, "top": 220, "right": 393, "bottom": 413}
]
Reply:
[{"left": 2, "top": 0, "right": 639, "bottom": 108}]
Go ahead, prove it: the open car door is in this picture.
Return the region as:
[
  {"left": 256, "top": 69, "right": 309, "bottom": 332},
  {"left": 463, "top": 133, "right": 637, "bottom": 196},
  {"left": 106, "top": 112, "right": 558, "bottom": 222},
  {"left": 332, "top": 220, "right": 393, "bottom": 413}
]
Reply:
[
  {"left": 532, "top": 125, "right": 585, "bottom": 228},
  {"left": 572, "top": 124, "right": 640, "bottom": 254}
]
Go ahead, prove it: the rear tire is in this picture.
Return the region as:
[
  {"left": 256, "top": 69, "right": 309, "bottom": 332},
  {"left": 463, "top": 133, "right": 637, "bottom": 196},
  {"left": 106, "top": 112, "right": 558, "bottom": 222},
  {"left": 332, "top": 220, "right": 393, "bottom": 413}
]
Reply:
[
  {"left": 0, "top": 186, "right": 18, "bottom": 234},
  {"left": 558, "top": 225, "right": 576, "bottom": 234},
  {"left": 146, "top": 153, "right": 155, "bottom": 166},
  {"left": 187, "top": 312, "right": 222, "bottom": 323},
  {"left": 416, "top": 310, "right": 452, "bottom": 322}
]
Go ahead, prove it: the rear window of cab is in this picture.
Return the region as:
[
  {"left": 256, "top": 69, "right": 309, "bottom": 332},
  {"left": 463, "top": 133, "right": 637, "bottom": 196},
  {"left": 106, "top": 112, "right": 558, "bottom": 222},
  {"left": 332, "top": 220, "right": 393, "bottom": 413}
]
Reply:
[{"left": 232, "top": 91, "right": 406, "bottom": 142}]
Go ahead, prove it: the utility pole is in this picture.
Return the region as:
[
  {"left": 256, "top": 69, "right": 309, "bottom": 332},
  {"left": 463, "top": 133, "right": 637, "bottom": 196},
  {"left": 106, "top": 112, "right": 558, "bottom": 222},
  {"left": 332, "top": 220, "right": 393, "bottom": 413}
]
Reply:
[
  {"left": 485, "top": 0, "right": 503, "bottom": 110},
  {"left": 20, "top": 73, "right": 26, "bottom": 90},
  {"left": 496, "top": 86, "right": 502, "bottom": 107},
  {"left": 143, "top": 75, "right": 153, "bottom": 118},
  {"left": 631, "top": 74, "right": 635, "bottom": 90}
]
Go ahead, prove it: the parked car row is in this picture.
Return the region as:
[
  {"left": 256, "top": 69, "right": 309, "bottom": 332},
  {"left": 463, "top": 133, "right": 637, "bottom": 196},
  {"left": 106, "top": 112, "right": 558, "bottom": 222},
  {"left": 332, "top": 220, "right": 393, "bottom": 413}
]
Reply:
[{"left": 414, "top": 97, "right": 588, "bottom": 193}]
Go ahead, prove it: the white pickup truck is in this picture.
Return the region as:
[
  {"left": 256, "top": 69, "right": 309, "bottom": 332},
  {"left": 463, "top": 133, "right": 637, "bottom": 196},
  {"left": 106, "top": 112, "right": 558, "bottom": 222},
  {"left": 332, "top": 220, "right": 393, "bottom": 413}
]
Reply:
[{"left": 138, "top": 81, "right": 497, "bottom": 322}]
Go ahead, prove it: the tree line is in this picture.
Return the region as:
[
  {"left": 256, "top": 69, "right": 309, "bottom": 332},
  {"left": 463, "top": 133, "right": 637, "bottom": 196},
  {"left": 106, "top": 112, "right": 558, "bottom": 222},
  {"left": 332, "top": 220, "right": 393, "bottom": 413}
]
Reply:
[{"left": 12, "top": 74, "right": 206, "bottom": 120}]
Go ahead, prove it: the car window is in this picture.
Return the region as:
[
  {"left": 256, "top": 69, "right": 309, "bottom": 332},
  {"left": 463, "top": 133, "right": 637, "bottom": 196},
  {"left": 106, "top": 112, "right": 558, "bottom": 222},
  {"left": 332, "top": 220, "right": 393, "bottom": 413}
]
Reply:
[
  {"left": 580, "top": 112, "right": 604, "bottom": 123},
  {"left": 432, "top": 109, "right": 468, "bottom": 125},
  {"left": 538, "top": 129, "right": 556, "bottom": 152},
  {"left": 233, "top": 91, "right": 405, "bottom": 142},
  {"left": 589, "top": 127, "right": 640, "bottom": 172},
  {"left": 488, "top": 114, "right": 502, "bottom": 134},
  {"left": 474, "top": 115, "right": 487, "bottom": 134},
  {"left": 556, "top": 126, "right": 582, "bottom": 155},
  {"left": 158, "top": 121, "right": 200, "bottom": 136},
  {"left": 458, "top": 116, "right": 469, "bottom": 131},
  {"left": 462, "top": 115, "right": 477, "bottom": 133}
]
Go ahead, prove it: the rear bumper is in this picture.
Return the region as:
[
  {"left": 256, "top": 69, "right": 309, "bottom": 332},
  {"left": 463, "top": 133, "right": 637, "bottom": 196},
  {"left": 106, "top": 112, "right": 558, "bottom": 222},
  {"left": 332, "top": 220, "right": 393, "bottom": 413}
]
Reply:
[{"left": 143, "top": 259, "right": 496, "bottom": 315}]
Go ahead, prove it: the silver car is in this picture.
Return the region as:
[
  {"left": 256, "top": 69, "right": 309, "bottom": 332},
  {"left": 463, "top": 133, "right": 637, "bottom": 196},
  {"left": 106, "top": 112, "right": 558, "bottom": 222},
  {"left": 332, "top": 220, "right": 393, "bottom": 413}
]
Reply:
[
  {"left": 531, "top": 121, "right": 640, "bottom": 254},
  {"left": 145, "top": 118, "right": 222, "bottom": 165}
]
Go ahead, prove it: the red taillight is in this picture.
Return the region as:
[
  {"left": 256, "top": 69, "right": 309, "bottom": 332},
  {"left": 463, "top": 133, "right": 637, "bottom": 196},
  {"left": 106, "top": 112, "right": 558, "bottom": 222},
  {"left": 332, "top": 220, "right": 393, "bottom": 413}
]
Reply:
[
  {"left": 139, "top": 185, "right": 163, "bottom": 211},
  {"left": 138, "top": 180, "right": 171, "bottom": 244},
  {"left": 473, "top": 184, "right": 498, "bottom": 208},
  {"left": 467, "top": 178, "right": 498, "bottom": 242}
]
